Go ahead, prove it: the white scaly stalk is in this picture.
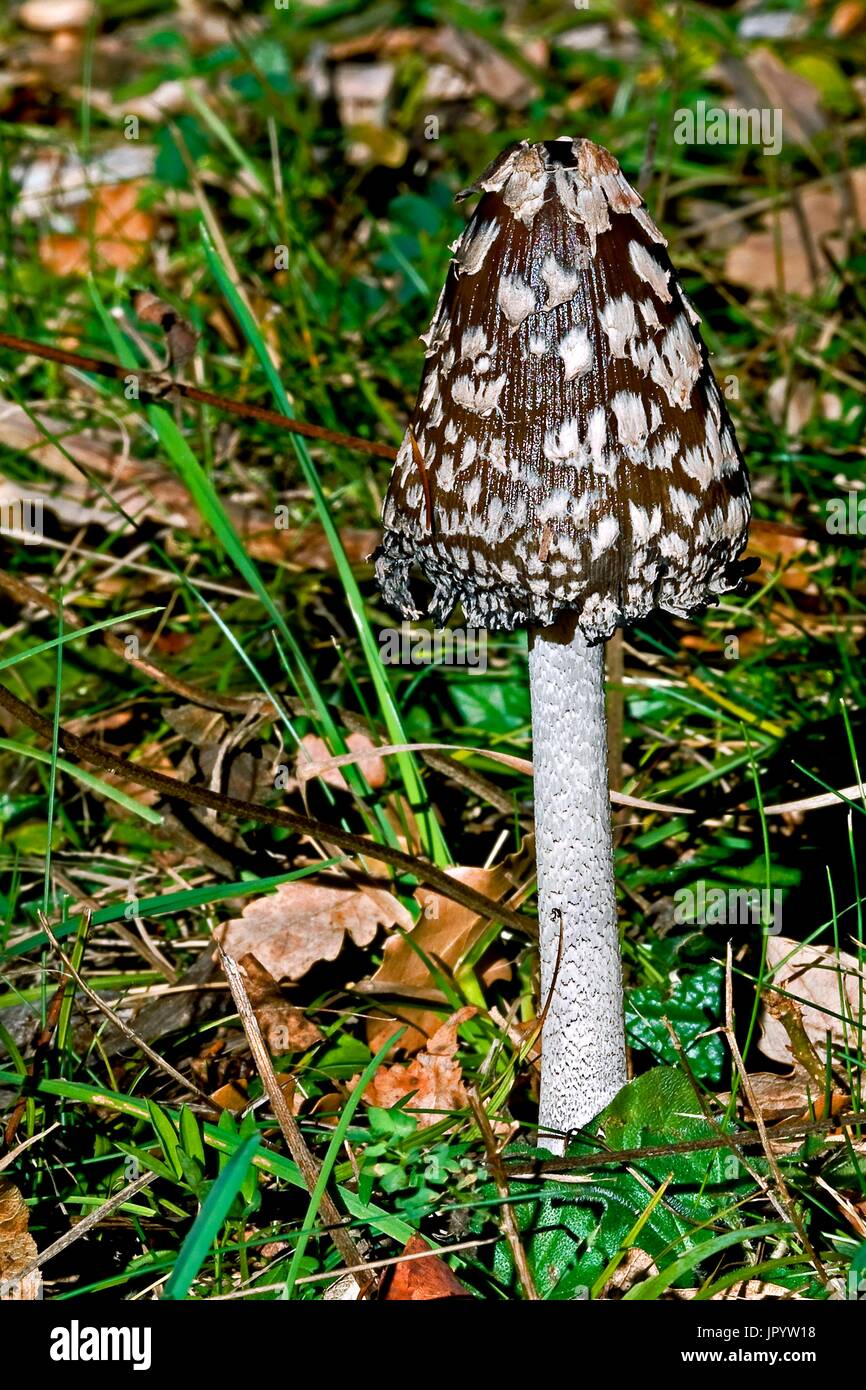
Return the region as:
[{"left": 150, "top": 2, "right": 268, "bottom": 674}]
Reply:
[{"left": 528, "top": 611, "right": 627, "bottom": 1154}]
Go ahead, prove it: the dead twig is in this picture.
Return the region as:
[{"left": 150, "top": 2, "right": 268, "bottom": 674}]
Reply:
[
  {"left": 467, "top": 1087, "right": 538, "bottom": 1300},
  {"left": 39, "top": 914, "right": 220, "bottom": 1113},
  {"left": 723, "top": 943, "right": 829, "bottom": 1287},
  {"left": 11, "top": 1170, "right": 158, "bottom": 1288},
  {"left": 0, "top": 331, "right": 394, "bottom": 459},
  {"left": 217, "top": 944, "right": 374, "bottom": 1294}
]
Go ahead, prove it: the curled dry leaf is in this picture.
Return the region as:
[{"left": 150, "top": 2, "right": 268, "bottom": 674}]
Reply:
[
  {"left": 214, "top": 879, "right": 412, "bottom": 982},
  {"left": 758, "top": 936, "right": 864, "bottom": 1067},
  {"left": 361, "top": 1007, "right": 477, "bottom": 1127},
  {"left": 0, "top": 1180, "right": 41, "bottom": 1301},
  {"left": 382, "top": 1233, "right": 471, "bottom": 1300},
  {"left": 297, "top": 732, "right": 387, "bottom": 791},
  {"left": 236, "top": 952, "right": 323, "bottom": 1054},
  {"left": 210, "top": 1082, "right": 248, "bottom": 1113},
  {"left": 720, "top": 1068, "right": 847, "bottom": 1135},
  {"left": 364, "top": 843, "right": 531, "bottom": 1052},
  {"left": 134, "top": 291, "right": 199, "bottom": 373}
]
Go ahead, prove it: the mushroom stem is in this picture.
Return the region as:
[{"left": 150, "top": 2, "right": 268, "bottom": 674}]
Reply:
[{"left": 528, "top": 611, "right": 627, "bottom": 1153}]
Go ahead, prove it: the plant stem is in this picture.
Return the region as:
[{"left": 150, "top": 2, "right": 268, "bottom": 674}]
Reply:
[{"left": 528, "top": 612, "right": 627, "bottom": 1153}]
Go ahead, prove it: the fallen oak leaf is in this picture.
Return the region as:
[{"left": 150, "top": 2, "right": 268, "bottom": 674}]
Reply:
[
  {"left": 381, "top": 1233, "right": 472, "bottom": 1300},
  {"left": 758, "top": 936, "right": 864, "bottom": 1068},
  {"left": 362, "top": 844, "right": 532, "bottom": 1052},
  {"left": 0, "top": 1180, "right": 41, "bottom": 1301},
  {"left": 214, "top": 880, "right": 413, "bottom": 982},
  {"left": 297, "top": 732, "right": 387, "bottom": 792},
  {"left": 359, "top": 1006, "right": 476, "bottom": 1126}
]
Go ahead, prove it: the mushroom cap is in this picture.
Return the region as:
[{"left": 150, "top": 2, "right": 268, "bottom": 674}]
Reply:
[{"left": 375, "top": 138, "right": 751, "bottom": 640}]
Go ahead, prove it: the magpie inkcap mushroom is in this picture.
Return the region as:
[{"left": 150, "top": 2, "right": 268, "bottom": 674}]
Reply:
[{"left": 375, "top": 137, "right": 751, "bottom": 1150}]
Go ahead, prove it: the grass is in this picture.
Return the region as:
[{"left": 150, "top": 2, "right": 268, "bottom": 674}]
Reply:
[{"left": 0, "top": 0, "right": 864, "bottom": 1302}]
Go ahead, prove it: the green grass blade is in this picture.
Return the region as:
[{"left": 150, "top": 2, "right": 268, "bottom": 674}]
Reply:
[
  {"left": 285, "top": 1027, "right": 404, "bottom": 1296},
  {"left": 201, "top": 227, "right": 449, "bottom": 866},
  {"left": 162, "top": 1133, "right": 261, "bottom": 1299},
  {"left": 0, "top": 738, "right": 163, "bottom": 825},
  {"left": 623, "top": 1221, "right": 786, "bottom": 1300},
  {"left": 0, "top": 607, "right": 162, "bottom": 673}
]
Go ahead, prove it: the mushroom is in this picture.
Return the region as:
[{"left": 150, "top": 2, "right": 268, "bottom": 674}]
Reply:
[{"left": 375, "top": 138, "right": 751, "bottom": 1153}]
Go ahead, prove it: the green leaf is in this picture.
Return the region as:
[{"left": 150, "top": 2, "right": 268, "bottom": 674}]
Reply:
[
  {"left": 117, "top": 1144, "right": 177, "bottom": 1185},
  {"left": 626, "top": 964, "right": 724, "bottom": 1080},
  {"left": 450, "top": 680, "right": 529, "bottom": 734},
  {"left": 0, "top": 739, "right": 164, "bottom": 827},
  {"left": 179, "top": 1106, "right": 206, "bottom": 1167},
  {"left": 147, "top": 1100, "right": 183, "bottom": 1180},
  {"left": 479, "top": 1068, "right": 758, "bottom": 1299}
]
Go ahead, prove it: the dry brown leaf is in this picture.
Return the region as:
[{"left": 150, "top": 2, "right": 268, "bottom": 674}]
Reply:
[
  {"left": 766, "top": 378, "right": 816, "bottom": 438},
  {"left": 297, "top": 732, "right": 387, "bottom": 791},
  {"left": 163, "top": 705, "right": 229, "bottom": 747},
  {"left": 830, "top": 0, "right": 866, "bottom": 37},
  {"left": 364, "top": 843, "right": 531, "bottom": 1052},
  {"left": 382, "top": 1233, "right": 471, "bottom": 1300},
  {"left": 361, "top": 1007, "right": 476, "bottom": 1126},
  {"left": 38, "top": 181, "right": 157, "bottom": 276},
  {"left": 758, "top": 936, "right": 864, "bottom": 1066},
  {"left": 134, "top": 291, "right": 199, "bottom": 373},
  {"left": 214, "top": 879, "right": 412, "bottom": 982},
  {"left": 745, "top": 48, "right": 826, "bottom": 146},
  {"left": 724, "top": 1067, "right": 816, "bottom": 1124},
  {"left": 327, "top": 26, "right": 537, "bottom": 108},
  {"left": 744, "top": 518, "right": 819, "bottom": 593},
  {"left": 0, "top": 1180, "right": 41, "bottom": 1301},
  {"left": 210, "top": 1082, "right": 248, "bottom": 1112},
  {"left": 235, "top": 522, "right": 379, "bottom": 569},
  {"left": 725, "top": 169, "right": 866, "bottom": 294},
  {"left": 237, "top": 952, "right": 323, "bottom": 1054}
]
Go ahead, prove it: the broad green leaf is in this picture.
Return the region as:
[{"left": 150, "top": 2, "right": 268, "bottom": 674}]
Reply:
[{"left": 626, "top": 964, "right": 724, "bottom": 1080}]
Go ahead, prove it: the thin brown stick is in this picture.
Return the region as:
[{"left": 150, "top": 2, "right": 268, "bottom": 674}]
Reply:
[
  {"left": 0, "top": 1123, "right": 60, "bottom": 1175},
  {"left": 0, "top": 682, "right": 533, "bottom": 937},
  {"left": 4, "top": 976, "right": 70, "bottom": 1146},
  {"left": 39, "top": 915, "right": 220, "bottom": 1113},
  {"left": 660, "top": 1016, "right": 783, "bottom": 1222},
  {"left": 504, "top": 1108, "right": 866, "bottom": 1175},
  {"left": 723, "top": 942, "right": 829, "bottom": 1286},
  {"left": 0, "top": 331, "right": 395, "bottom": 460},
  {"left": 217, "top": 944, "right": 373, "bottom": 1292},
  {"left": 467, "top": 1087, "right": 538, "bottom": 1300},
  {"left": 12, "top": 1170, "right": 158, "bottom": 1287}
]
